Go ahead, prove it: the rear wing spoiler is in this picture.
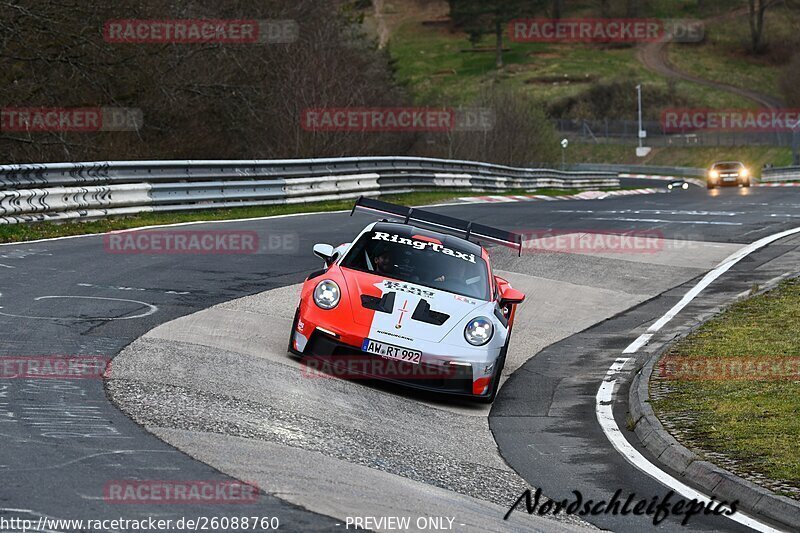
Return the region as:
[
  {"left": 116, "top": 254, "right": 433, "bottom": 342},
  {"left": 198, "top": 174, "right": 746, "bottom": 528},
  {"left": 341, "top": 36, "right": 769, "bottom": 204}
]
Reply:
[{"left": 351, "top": 196, "right": 524, "bottom": 256}]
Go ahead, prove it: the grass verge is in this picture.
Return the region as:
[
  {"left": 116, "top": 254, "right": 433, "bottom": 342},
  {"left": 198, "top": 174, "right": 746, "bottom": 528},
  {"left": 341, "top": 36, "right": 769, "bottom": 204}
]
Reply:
[
  {"left": 666, "top": 6, "right": 798, "bottom": 103},
  {"left": 382, "top": 0, "right": 760, "bottom": 110},
  {"left": 651, "top": 277, "right": 800, "bottom": 499},
  {"left": 568, "top": 144, "right": 793, "bottom": 171},
  {"left": 0, "top": 187, "right": 623, "bottom": 244}
]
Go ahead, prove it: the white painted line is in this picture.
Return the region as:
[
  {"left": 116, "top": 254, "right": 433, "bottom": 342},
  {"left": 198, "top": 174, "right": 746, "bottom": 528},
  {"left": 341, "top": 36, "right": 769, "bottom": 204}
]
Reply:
[
  {"left": 596, "top": 377, "right": 782, "bottom": 532},
  {"left": 589, "top": 217, "right": 742, "bottom": 226},
  {"left": 0, "top": 296, "right": 158, "bottom": 321},
  {"left": 597, "top": 225, "right": 800, "bottom": 533},
  {"left": 623, "top": 333, "right": 652, "bottom": 354},
  {"left": 0, "top": 209, "right": 351, "bottom": 248},
  {"left": 648, "top": 226, "right": 800, "bottom": 333},
  {"left": 599, "top": 384, "right": 783, "bottom": 531},
  {"left": 0, "top": 189, "right": 670, "bottom": 251}
]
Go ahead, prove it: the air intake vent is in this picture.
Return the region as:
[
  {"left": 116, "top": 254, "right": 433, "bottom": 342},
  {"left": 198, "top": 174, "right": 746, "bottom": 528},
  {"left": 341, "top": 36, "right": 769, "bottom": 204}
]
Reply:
[
  {"left": 361, "top": 292, "right": 395, "bottom": 313},
  {"left": 412, "top": 300, "right": 449, "bottom": 326}
]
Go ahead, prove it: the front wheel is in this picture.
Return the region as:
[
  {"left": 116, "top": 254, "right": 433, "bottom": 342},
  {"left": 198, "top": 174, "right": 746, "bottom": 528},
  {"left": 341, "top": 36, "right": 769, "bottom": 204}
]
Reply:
[
  {"left": 478, "top": 331, "right": 511, "bottom": 404},
  {"left": 288, "top": 307, "right": 301, "bottom": 356},
  {"left": 707, "top": 182, "right": 715, "bottom": 190}
]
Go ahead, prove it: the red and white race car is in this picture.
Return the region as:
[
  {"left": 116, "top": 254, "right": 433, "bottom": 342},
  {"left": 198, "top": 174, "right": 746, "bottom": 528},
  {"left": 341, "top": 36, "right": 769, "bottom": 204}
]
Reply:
[{"left": 288, "top": 198, "right": 525, "bottom": 402}]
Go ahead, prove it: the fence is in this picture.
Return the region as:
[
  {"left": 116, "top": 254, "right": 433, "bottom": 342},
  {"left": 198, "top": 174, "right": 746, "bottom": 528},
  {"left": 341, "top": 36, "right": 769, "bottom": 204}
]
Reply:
[{"left": 555, "top": 119, "right": 797, "bottom": 149}]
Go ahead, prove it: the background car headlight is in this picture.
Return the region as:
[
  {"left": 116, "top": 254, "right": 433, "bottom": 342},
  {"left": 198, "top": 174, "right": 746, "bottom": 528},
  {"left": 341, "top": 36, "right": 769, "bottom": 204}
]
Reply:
[
  {"left": 314, "top": 280, "right": 340, "bottom": 309},
  {"left": 709, "top": 170, "right": 719, "bottom": 179},
  {"left": 464, "top": 317, "right": 493, "bottom": 346},
  {"left": 741, "top": 168, "right": 749, "bottom": 177}
]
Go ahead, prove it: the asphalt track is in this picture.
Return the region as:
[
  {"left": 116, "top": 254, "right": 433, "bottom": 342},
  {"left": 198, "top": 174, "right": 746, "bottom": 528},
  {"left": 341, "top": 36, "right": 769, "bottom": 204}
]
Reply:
[{"left": 1, "top": 184, "right": 800, "bottom": 532}]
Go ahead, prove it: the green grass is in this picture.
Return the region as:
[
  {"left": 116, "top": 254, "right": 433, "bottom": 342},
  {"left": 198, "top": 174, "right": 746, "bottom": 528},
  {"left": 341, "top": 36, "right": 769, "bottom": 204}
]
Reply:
[
  {"left": 568, "top": 144, "right": 793, "bottom": 171},
  {"left": 667, "top": 6, "right": 799, "bottom": 102},
  {"left": 651, "top": 278, "right": 800, "bottom": 498},
  {"left": 0, "top": 187, "right": 618, "bottom": 244},
  {"left": 385, "top": 2, "right": 762, "bottom": 110}
]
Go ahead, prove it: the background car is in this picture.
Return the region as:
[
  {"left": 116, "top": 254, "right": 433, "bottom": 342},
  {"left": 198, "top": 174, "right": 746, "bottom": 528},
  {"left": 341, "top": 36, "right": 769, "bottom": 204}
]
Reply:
[
  {"left": 667, "top": 179, "right": 690, "bottom": 191},
  {"left": 707, "top": 161, "right": 751, "bottom": 189}
]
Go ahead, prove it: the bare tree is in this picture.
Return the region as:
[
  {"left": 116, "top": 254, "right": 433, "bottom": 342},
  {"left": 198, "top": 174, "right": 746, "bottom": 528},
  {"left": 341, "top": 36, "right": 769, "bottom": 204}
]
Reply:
[
  {"left": 747, "top": 0, "right": 782, "bottom": 53},
  {"left": 0, "top": 0, "right": 415, "bottom": 163},
  {"left": 552, "top": 0, "right": 563, "bottom": 19}
]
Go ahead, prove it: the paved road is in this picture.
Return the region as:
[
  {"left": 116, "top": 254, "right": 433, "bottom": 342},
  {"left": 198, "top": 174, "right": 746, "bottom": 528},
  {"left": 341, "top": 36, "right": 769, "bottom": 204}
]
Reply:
[
  {"left": 491, "top": 233, "right": 800, "bottom": 532},
  {"left": 1, "top": 185, "right": 798, "bottom": 531}
]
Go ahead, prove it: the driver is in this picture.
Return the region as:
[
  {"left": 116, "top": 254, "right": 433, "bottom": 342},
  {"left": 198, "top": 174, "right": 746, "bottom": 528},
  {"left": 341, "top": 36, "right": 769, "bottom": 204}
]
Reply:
[{"left": 373, "top": 248, "right": 396, "bottom": 275}]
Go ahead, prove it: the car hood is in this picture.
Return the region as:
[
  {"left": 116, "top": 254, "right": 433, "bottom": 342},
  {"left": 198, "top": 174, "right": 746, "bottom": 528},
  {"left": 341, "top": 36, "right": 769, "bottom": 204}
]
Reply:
[{"left": 339, "top": 267, "right": 489, "bottom": 344}]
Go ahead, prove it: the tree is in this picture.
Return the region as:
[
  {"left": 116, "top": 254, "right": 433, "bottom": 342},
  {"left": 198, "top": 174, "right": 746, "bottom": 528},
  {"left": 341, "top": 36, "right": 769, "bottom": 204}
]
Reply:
[
  {"left": 552, "top": 0, "right": 563, "bottom": 19},
  {"left": 0, "top": 0, "right": 415, "bottom": 162},
  {"left": 747, "top": 0, "right": 782, "bottom": 53},
  {"left": 780, "top": 53, "right": 800, "bottom": 106},
  {"left": 441, "top": 87, "right": 559, "bottom": 166},
  {"left": 448, "top": 0, "right": 541, "bottom": 69}
]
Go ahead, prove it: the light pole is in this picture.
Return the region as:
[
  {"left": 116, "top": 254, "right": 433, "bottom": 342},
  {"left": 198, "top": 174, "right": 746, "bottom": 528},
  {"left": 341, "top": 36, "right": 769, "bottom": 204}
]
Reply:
[
  {"left": 561, "top": 138, "right": 568, "bottom": 170},
  {"left": 636, "top": 84, "right": 651, "bottom": 157},
  {"left": 637, "top": 84, "right": 643, "bottom": 150}
]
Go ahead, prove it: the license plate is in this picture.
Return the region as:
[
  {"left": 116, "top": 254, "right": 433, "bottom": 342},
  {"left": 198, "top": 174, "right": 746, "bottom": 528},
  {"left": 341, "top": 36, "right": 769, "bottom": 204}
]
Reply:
[{"left": 361, "top": 339, "right": 421, "bottom": 364}]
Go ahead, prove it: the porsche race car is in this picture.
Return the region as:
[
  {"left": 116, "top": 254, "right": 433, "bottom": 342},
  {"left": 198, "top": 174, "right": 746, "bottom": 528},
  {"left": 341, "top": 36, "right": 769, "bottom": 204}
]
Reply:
[{"left": 288, "top": 197, "right": 525, "bottom": 403}]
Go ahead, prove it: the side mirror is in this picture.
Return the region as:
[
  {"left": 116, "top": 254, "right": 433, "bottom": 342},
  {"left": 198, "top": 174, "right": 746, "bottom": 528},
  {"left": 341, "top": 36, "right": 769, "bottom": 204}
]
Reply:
[
  {"left": 313, "top": 243, "right": 336, "bottom": 266},
  {"left": 500, "top": 287, "right": 526, "bottom": 306},
  {"left": 495, "top": 276, "right": 525, "bottom": 306}
]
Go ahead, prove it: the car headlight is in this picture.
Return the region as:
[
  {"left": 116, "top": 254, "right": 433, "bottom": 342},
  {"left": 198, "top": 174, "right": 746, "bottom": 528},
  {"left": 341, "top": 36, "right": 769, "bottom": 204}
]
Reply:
[
  {"left": 464, "top": 317, "right": 494, "bottom": 346},
  {"left": 741, "top": 168, "right": 749, "bottom": 178},
  {"left": 313, "top": 280, "right": 340, "bottom": 309},
  {"left": 709, "top": 170, "right": 719, "bottom": 179}
]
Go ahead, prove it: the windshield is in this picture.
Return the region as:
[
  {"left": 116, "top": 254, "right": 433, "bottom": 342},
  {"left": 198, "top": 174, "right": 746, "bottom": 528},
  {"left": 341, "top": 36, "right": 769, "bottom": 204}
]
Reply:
[
  {"left": 341, "top": 230, "right": 490, "bottom": 301},
  {"left": 712, "top": 162, "right": 744, "bottom": 170}
]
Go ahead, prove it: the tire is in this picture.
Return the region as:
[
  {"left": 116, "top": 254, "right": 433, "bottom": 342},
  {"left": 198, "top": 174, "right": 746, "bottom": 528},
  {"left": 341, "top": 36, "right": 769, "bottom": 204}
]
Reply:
[
  {"left": 288, "top": 307, "right": 302, "bottom": 356},
  {"left": 477, "top": 329, "right": 511, "bottom": 404},
  {"left": 744, "top": 180, "right": 751, "bottom": 188},
  {"left": 706, "top": 182, "right": 715, "bottom": 190}
]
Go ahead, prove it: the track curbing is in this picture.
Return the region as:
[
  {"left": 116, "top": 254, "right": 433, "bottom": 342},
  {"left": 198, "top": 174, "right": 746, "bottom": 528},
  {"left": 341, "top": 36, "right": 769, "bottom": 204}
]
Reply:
[{"left": 628, "top": 286, "right": 800, "bottom": 531}]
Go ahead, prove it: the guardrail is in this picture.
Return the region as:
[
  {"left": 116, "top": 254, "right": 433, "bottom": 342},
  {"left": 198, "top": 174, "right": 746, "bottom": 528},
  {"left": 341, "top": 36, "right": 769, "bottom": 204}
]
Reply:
[
  {"left": 0, "top": 157, "right": 619, "bottom": 224},
  {"left": 569, "top": 163, "right": 706, "bottom": 178},
  {"left": 761, "top": 166, "right": 800, "bottom": 183}
]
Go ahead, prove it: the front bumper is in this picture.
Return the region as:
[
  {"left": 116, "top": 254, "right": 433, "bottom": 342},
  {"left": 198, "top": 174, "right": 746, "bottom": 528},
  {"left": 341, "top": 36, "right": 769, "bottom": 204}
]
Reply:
[
  {"left": 292, "top": 327, "right": 496, "bottom": 398},
  {"left": 710, "top": 174, "right": 747, "bottom": 186}
]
